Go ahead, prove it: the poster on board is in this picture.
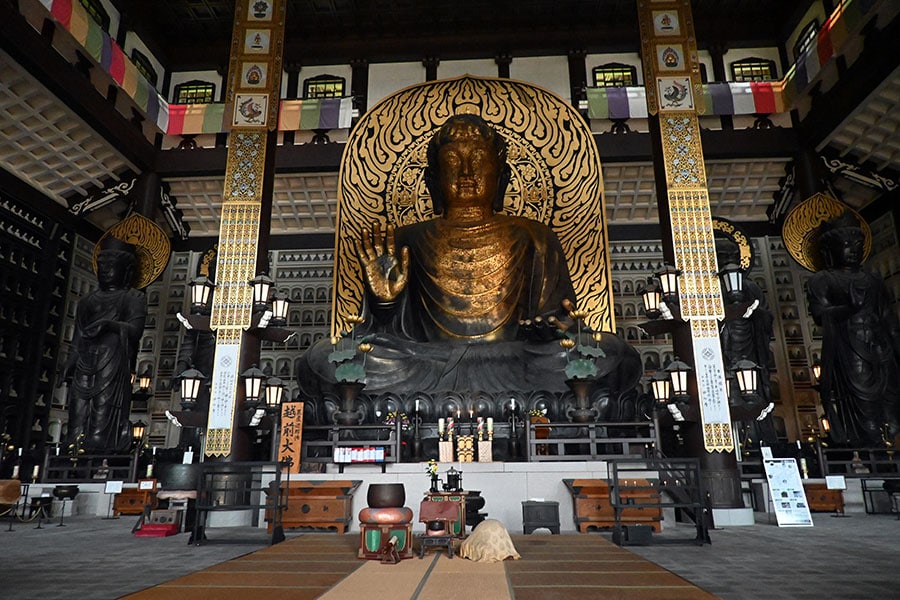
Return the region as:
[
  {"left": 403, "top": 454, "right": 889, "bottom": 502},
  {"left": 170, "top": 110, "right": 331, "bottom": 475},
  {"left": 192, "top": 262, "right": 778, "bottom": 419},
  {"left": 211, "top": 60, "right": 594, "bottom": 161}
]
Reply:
[{"left": 763, "top": 458, "right": 813, "bottom": 527}]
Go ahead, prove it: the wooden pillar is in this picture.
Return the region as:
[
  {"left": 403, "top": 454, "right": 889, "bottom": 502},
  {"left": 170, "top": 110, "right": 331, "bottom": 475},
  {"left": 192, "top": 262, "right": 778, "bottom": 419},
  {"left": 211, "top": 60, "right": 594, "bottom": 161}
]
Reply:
[
  {"left": 637, "top": 0, "right": 742, "bottom": 509},
  {"left": 423, "top": 56, "right": 439, "bottom": 82},
  {"left": 205, "top": 0, "right": 286, "bottom": 460},
  {"left": 495, "top": 54, "right": 512, "bottom": 79}
]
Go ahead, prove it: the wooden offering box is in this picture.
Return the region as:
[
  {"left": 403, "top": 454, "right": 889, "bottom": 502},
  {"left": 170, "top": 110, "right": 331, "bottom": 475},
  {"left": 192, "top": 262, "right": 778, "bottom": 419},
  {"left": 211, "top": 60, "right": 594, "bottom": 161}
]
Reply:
[
  {"left": 276, "top": 480, "right": 361, "bottom": 533},
  {"left": 803, "top": 482, "right": 844, "bottom": 513},
  {"left": 563, "top": 478, "right": 662, "bottom": 533},
  {"left": 114, "top": 487, "right": 158, "bottom": 516}
]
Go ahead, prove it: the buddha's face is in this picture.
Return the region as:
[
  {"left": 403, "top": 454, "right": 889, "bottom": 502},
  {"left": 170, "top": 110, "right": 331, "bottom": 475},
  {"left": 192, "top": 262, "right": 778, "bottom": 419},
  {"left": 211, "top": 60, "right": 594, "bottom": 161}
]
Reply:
[
  {"left": 830, "top": 229, "right": 864, "bottom": 268},
  {"left": 436, "top": 123, "right": 501, "bottom": 210},
  {"left": 96, "top": 250, "right": 134, "bottom": 291}
]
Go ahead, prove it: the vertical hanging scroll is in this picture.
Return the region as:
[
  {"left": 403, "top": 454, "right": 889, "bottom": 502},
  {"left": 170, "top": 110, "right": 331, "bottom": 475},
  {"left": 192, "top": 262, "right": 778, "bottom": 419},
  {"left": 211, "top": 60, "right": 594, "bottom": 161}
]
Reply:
[
  {"left": 206, "top": 0, "right": 286, "bottom": 457},
  {"left": 637, "top": 0, "right": 733, "bottom": 452}
]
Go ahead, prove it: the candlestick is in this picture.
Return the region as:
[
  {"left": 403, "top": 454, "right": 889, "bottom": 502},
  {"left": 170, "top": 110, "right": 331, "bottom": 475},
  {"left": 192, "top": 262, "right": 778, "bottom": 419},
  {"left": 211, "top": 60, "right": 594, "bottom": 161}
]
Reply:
[{"left": 32, "top": 465, "right": 39, "bottom": 480}]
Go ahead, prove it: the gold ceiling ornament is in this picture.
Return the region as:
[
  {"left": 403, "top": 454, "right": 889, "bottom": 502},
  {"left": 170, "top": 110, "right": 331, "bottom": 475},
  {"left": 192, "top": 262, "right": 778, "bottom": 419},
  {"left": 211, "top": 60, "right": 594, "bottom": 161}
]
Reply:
[
  {"left": 782, "top": 192, "right": 871, "bottom": 272},
  {"left": 711, "top": 217, "right": 753, "bottom": 271},
  {"left": 334, "top": 75, "right": 613, "bottom": 335},
  {"left": 93, "top": 213, "right": 171, "bottom": 290}
]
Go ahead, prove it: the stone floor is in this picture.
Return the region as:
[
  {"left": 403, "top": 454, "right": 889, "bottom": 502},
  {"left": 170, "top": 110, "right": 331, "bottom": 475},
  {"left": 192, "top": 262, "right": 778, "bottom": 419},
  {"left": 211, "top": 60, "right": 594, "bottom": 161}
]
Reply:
[{"left": 0, "top": 509, "right": 896, "bottom": 599}]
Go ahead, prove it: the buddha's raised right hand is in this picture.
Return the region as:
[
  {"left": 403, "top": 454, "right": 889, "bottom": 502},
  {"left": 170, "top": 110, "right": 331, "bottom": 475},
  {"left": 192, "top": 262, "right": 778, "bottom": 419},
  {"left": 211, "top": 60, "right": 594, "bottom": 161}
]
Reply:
[{"left": 357, "top": 222, "right": 410, "bottom": 302}]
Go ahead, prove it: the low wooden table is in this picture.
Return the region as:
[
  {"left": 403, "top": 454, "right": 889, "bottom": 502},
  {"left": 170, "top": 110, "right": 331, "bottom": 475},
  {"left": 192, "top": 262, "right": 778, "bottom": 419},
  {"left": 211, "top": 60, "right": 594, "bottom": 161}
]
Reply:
[{"left": 418, "top": 534, "right": 454, "bottom": 558}]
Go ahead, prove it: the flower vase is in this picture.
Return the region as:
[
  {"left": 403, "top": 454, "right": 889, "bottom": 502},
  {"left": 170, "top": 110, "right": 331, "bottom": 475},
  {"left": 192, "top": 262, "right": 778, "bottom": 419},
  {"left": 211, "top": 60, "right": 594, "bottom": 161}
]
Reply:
[
  {"left": 333, "top": 381, "right": 365, "bottom": 426},
  {"left": 566, "top": 378, "right": 599, "bottom": 423}
]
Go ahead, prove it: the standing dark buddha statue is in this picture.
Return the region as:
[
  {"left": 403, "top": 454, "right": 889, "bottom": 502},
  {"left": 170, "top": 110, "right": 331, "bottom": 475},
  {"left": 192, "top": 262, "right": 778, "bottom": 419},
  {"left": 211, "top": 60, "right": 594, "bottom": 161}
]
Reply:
[
  {"left": 61, "top": 237, "right": 147, "bottom": 453},
  {"left": 807, "top": 211, "right": 900, "bottom": 446}
]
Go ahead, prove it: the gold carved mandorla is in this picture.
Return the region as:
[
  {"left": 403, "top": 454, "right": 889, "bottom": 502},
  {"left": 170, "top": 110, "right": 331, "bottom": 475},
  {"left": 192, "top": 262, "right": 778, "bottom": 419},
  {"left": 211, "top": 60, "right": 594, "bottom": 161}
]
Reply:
[
  {"left": 94, "top": 213, "right": 171, "bottom": 290},
  {"left": 782, "top": 192, "right": 871, "bottom": 272},
  {"left": 334, "top": 75, "right": 613, "bottom": 335}
]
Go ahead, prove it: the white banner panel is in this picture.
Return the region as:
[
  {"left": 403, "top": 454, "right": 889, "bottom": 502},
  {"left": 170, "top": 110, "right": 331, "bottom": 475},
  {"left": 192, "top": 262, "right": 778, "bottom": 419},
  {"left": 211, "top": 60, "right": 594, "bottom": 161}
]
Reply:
[{"left": 690, "top": 319, "right": 734, "bottom": 452}]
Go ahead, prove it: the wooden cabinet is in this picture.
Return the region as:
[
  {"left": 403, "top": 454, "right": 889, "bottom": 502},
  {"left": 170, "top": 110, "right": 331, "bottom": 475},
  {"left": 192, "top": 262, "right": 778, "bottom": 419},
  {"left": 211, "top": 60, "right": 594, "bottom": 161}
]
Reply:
[
  {"left": 114, "top": 488, "right": 158, "bottom": 515},
  {"left": 278, "top": 480, "right": 361, "bottom": 533},
  {"left": 803, "top": 483, "right": 844, "bottom": 513},
  {"left": 564, "top": 479, "right": 662, "bottom": 533}
]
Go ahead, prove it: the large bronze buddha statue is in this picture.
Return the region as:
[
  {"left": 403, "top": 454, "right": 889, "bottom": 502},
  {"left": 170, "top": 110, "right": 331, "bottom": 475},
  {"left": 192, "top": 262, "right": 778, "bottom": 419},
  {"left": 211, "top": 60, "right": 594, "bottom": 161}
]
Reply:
[{"left": 299, "top": 115, "right": 639, "bottom": 403}]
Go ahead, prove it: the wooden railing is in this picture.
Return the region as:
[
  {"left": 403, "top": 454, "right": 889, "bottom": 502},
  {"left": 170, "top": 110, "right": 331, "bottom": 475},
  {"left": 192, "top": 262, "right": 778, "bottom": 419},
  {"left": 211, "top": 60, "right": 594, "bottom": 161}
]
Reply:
[
  {"left": 301, "top": 422, "right": 403, "bottom": 472},
  {"left": 525, "top": 420, "right": 659, "bottom": 462}
]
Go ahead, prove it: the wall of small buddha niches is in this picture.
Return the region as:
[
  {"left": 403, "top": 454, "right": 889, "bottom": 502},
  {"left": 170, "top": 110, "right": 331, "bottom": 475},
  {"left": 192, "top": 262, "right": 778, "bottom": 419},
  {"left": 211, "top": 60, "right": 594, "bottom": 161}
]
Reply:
[{"left": 0, "top": 194, "right": 73, "bottom": 452}]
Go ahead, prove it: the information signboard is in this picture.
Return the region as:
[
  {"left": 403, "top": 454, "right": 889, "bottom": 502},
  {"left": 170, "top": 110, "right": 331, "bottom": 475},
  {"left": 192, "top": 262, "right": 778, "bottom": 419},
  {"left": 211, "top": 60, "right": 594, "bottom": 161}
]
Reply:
[{"left": 763, "top": 458, "right": 813, "bottom": 527}]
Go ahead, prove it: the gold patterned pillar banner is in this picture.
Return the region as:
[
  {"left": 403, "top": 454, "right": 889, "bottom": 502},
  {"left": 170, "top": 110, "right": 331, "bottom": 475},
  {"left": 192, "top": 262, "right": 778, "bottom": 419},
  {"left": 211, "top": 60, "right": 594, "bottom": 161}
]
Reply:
[
  {"left": 636, "top": 0, "right": 704, "bottom": 116},
  {"left": 638, "top": 0, "right": 731, "bottom": 452},
  {"left": 206, "top": 0, "right": 286, "bottom": 457}
]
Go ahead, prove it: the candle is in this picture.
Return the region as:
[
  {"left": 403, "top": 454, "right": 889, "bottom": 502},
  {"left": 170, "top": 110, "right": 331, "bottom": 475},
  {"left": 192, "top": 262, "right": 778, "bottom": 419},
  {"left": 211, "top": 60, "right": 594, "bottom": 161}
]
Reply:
[
  {"left": 12, "top": 465, "right": 19, "bottom": 479},
  {"left": 447, "top": 417, "right": 455, "bottom": 437},
  {"left": 152, "top": 446, "right": 157, "bottom": 456},
  {"left": 415, "top": 399, "right": 420, "bottom": 412},
  {"left": 510, "top": 398, "right": 515, "bottom": 411},
  {"left": 17, "top": 448, "right": 22, "bottom": 457},
  {"left": 32, "top": 465, "right": 39, "bottom": 480},
  {"left": 146, "top": 464, "right": 154, "bottom": 478},
  {"left": 477, "top": 417, "right": 484, "bottom": 440},
  {"left": 438, "top": 418, "right": 445, "bottom": 434},
  {"left": 487, "top": 417, "right": 494, "bottom": 433},
  {"left": 55, "top": 447, "right": 60, "bottom": 456}
]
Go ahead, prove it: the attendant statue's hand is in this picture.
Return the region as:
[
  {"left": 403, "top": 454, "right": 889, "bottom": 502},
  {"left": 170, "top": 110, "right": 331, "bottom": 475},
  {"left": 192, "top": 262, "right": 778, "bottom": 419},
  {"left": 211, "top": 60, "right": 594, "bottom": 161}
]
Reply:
[{"left": 357, "top": 223, "right": 409, "bottom": 302}]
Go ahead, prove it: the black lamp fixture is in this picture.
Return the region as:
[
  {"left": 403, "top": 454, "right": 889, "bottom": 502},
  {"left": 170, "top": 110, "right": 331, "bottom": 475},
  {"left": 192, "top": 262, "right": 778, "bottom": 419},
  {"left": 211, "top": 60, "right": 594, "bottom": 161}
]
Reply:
[
  {"left": 733, "top": 359, "right": 759, "bottom": 396},
  {"left": 249, "top": 273, "right": 274, "bottom": 310},
  {"left": 270, "top": 290, "right": 290, "bottom": 327},
  {"left": 664, "top": 357, "right": 692, "bottom": 400},
  {"left": 137, "top": 365, "right": 153, "bottom": 392},
  {"left": 178, "top": 368, "right": 205, "bottom": 410},
  {"left": 718, "top": 262, "right": 744, "bottom": 298},
  {"left": 655, "top": 264, "right": 681, "bottom": 302},
  {"left": 640, "top": 277, "right": 663, "bottom": 320},
  {"left": 131, "top": 420, "right": 147, "bottom": 443},
  {"left": 264, "top": 376, "right": 284, "bottom": 414},
  {"left": 650, "top": 370, "right": 671, "bottom": 405},
  {"left": 241, "top": 364, "right": 266, "bottom": 410},
  {"left": 188, "top": 276, "right": 216, "bottom": 314}
]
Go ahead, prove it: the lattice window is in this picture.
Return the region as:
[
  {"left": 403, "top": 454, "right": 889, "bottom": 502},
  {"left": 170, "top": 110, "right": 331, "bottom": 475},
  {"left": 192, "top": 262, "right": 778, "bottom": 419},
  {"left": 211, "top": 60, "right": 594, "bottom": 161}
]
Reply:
[
  {"left": 592, "top": 63, "right": 637, "bottom": 88},
  {"left": 303, "top": 75, "right": 345, "bottom": 99},
  {"left": 173, "top": 80, "right": 216, "bottom": 104},
  {"left": 793, "top": 19, "right": 819, "bottom": 61},
  {"left": 730, "top": 58, "right": 778, "bottom": 82},
  {"left": 79, "top": 0, "right": 109, "bottom": 31},
  {"left": 130, "top": 49, "right": 158, "bottom": 87}
]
